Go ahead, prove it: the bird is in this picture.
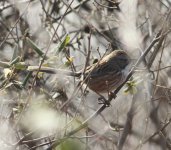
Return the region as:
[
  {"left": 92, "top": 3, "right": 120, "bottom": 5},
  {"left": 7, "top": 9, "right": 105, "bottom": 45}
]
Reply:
[
  {"left": 27, "top": 50, "right": 131, "bottom": 93},
  {"left": 83, "top": 50, "right": 131, "bottom": 93}
]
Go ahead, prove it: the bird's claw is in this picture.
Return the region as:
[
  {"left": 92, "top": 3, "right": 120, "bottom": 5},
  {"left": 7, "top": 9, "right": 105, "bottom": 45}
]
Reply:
[{"left": 98, "top": 96, "right": 111, "bottom": 107}]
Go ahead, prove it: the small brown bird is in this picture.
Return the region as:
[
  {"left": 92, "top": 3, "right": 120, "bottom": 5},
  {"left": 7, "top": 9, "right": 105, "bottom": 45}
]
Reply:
[
  {"left": 83, "top": 50, "right": 130, "bottom": 93},
  {"left": 27, "top": 50, "right": 131, "bottom": 93}
]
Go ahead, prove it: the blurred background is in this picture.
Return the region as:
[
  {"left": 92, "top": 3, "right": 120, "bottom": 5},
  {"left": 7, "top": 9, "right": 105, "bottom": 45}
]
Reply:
[{"left": 0, "top": 0, "right": 171, "bottom": 149}]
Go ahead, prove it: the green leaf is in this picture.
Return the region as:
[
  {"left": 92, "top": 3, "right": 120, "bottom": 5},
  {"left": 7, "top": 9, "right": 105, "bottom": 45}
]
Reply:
[
  {"left": 26, "top": 37, "right": 45, "bottom": 58},
  {"left": 14, "top": 62, "right": 27, "bottom": 70},
  {"left": 56, "top": 139, "right": 82, "bottom": 150},
  {"left": 22, "top": 71, "right": 32, "bottom": 87},
  {"left": 123, "top": 77, "right": 142, "bottom": 95},
  {"left": 64, "top": 57, "right": 73, "bottom": 67},
  {"left": 57, "top": 35, "right": 70, "bottom": 53}
]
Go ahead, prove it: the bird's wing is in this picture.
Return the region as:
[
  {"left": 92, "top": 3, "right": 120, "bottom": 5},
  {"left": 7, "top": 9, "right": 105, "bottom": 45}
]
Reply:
[{"left": 87, "top": 60, "right": 120, "bottom": 78}]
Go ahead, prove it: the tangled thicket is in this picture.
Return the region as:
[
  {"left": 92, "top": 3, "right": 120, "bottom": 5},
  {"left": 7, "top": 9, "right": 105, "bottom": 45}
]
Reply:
[{"left": 0, "top": 0, "right": 171, "bottom": 150}]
